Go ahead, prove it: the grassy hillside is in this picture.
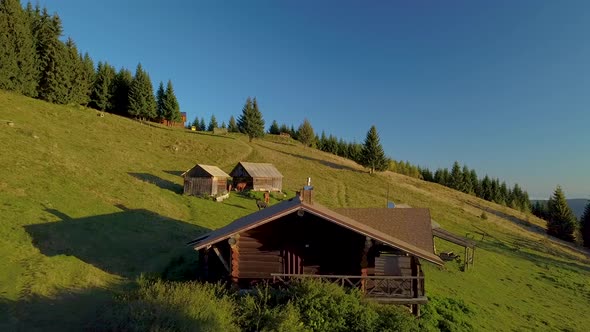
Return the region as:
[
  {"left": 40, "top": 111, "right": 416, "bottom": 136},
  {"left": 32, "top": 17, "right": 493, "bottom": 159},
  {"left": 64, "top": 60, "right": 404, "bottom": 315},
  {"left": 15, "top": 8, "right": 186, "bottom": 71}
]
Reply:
[{"left": 1, "top": 90, "right": 589, "bottom": 331}]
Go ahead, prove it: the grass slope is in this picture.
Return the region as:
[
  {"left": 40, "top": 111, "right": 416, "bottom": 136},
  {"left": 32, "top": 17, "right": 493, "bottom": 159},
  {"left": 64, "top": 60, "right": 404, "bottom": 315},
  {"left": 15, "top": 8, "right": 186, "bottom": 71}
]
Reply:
[{"left": 1, "top": 90, "right": 589, "bottom": 331}]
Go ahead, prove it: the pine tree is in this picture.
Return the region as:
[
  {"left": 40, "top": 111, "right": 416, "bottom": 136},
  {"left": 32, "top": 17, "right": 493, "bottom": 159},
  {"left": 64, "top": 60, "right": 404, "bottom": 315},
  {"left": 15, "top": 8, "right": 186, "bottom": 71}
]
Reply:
[
  {"left": 199, "top": 117, "right": 206, "bottom": 131},
  {"left": 421, "top": 168, "right": 434, "bottom": 182},
  {"left": 208, "top": 115, "right": 218, "bottom": 131},
  {"left": 546, "top": 186, "right": 577, "bottom": 242},
  {"left": 221, "top": 121, "right": 226, "bottom": 129},
  {"left": 580, "top": 201, "right": 590, "bottom": 248},
  {"left": 34, "top": 9, "right": 70, "bottom": 103},
  {"left": 237, "top": 97, "right": 265, "bottom": 142},
  {"left": 279, "top": 124, "right": 289, "bottom": 135},
  {"left": 156, "top": 81, "right": 166, "bottom": 120},
  {"left": 78, "top": 52, "right": 95, "bottom": 106},
  {"left": 63, "top": 37, "right": 88, "bottom": 104},
  {"left": 228, "top": 115, "right": 238, "bottom": 133},
  {"left": 128, "top": 63, "right": 156, "bottom": 120},
  {"left": 90, "top": 61, "right": 116, "bottom": 111},
  {"left": 0, "top": 0, "right": 38, "bottom": 96},
  {"left": 191, "top": 116, "right": 199, "bottom": 129},
  {"left": 297, "top": 118, "right": 315, "bottom": 147},
  {"left": 360, "top": 126, "right": 388, "bottom": 173},
  {"left": 163, "top": 80, "right": 181, "bottom": 122},
  {"left": 470, "top": 169, "right": 480, "bottom": 197},
  {"left": 269, "top": 120, "right": 280, "bottom": 135},
  {"left": 348, "top": 142, "right": 362, "bottom": 164},
  {"left": 449, "top": 161, "right": 464, "bottom": 191},
  {"left": 110, "top": 68, "right": 132, "bottom": 115},
  {"left": 481, "top": 176, "right": 493, "bottom": 201}
]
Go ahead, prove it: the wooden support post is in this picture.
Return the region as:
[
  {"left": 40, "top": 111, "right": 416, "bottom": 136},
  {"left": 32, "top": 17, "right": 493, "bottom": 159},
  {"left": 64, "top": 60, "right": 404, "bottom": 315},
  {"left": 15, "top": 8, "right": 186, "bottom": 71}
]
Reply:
[
  {"left": 360, "top": 236, "right": 372, "bottom": 293},
  {"left": 229, "top": 235, "right": 240, "bottom": 286},
  {"left": 212, "top": 246, "right": 231, "bottom": 274},
  {"left": 203, "top": 246, "right": 210, "bottom": 280}
]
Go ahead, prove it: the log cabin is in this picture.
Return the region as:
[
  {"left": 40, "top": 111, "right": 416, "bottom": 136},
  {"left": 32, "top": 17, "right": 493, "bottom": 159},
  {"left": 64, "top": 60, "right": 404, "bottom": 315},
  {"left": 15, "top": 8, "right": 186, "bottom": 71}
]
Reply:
[{"left": 188, "top": 186, "right": 443, "bottom": 314}]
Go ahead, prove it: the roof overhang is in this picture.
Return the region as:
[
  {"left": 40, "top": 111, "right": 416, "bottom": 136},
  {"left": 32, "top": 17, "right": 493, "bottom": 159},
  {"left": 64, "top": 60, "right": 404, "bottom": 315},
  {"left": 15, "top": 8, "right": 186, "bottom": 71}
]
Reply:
[{"left": 189, "top": 199, "right": 443, "bottom": 266}]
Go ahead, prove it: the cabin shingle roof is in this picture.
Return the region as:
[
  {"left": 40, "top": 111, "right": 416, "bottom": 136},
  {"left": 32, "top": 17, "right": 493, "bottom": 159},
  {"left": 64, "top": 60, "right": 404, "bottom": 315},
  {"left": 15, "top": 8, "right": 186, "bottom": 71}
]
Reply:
[{"left": 189, "top": 197, "right": 443, "bottom": 265}]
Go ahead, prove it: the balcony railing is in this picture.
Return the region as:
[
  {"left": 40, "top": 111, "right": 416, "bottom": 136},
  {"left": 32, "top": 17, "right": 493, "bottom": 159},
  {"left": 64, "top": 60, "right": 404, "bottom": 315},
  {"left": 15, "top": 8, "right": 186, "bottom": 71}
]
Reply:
[{"left": 270, "top": 273, "right": 425, "bottom": 300}]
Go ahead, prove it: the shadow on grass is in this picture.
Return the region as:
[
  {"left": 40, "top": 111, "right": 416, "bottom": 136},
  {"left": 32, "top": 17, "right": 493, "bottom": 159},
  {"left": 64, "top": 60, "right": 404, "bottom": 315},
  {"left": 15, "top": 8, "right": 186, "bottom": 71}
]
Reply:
[
  {"left": 25, "top": 206, "right": 208, "bottom": 278},
  {"left": 0, "top": 281, "right": 220, "bottom": 331},
  {"left": 0, "top": 286, "right": 120, "bottom": 332},
  {"left": 128, "top": 172, "right": 183, "bottom": 194},
  {"left": 257, "top": 144, "right": 363, "bottom": 173}
]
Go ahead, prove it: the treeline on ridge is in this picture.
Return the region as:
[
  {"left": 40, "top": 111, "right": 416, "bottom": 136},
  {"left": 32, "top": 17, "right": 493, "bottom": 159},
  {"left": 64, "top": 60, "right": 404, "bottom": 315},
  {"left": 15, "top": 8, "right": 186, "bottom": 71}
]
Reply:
[{"left": 0, "top": 0, "right": 182, "bottom": 124}]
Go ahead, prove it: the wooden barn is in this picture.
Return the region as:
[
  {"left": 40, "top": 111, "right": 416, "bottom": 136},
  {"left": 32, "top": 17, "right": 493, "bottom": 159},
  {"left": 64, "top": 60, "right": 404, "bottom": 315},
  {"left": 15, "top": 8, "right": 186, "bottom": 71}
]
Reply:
[
  {"left": 229, "top": 162, "right": 283, "bottom": 192},
  {"left": 189, "top": 187, "right": 443, "bottom": 313},
  {"left": 182, "top": 164, "right": 230, "bottom": 196}
]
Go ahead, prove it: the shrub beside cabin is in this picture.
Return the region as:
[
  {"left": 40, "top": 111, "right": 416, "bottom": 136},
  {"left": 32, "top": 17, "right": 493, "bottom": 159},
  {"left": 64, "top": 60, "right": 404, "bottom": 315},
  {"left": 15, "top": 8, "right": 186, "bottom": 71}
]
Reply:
[
  {"left": 229, "top": 162, "right": 283, "bottom": 192},
  {"left": 189, "top": 187, "right": 444, "bottom": 314},
  {"left": 182, "top": 164, "right": 230, "bottom": 196}
]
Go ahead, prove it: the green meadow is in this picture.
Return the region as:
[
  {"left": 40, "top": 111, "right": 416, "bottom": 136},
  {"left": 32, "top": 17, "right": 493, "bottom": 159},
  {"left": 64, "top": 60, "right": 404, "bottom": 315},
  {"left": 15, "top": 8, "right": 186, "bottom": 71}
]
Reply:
[{"left": 1, "top": 90, "right": 589, "bottom": 331}]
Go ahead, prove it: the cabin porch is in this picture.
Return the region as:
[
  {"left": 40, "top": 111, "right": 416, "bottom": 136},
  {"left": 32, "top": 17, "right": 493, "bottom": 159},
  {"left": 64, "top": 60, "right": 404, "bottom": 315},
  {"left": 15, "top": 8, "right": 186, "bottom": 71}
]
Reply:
[{"left": 270, "top": 273, "right": 427, "bottom": 304}]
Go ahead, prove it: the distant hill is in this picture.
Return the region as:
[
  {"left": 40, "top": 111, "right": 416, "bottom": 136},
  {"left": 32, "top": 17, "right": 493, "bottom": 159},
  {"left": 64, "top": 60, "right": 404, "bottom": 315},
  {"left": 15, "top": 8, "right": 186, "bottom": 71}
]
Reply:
[{"left": 531, "top": 199, "right": 589, "bottom": 220}]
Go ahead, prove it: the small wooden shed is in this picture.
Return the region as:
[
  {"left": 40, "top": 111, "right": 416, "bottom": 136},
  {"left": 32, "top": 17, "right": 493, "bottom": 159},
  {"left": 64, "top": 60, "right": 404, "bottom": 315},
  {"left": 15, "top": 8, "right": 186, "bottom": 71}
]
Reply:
[
  {"left": 229, "top": 162, "right": 283, "bottom": 192},
  {"left": 182, "top": 164, "right": 230, "bottom": 196}
]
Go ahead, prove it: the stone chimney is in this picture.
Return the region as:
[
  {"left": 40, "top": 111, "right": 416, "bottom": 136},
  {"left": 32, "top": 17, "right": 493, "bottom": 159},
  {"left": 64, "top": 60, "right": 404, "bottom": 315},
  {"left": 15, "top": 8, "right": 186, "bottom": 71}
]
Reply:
[{"left": 299, "top": 177, "right": 314, "bottom": 204}]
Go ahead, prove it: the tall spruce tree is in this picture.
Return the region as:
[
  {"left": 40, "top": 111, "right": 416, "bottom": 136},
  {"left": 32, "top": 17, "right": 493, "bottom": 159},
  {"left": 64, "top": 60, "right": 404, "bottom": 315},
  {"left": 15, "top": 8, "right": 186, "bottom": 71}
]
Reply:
[
  {"left": 546, "top": 186, "right": 577, "bottom": 242},
  {"left": 0, "top": 0, "right": 38, "bottom": 96},
  {"left": 90, "top": 61, "right": 116, "bottom": 111},
  {"left": 163, "top": 80, "right": 181, "bottom": 122},
  {"left": 360, "top": 125, "right": 388, "bottom": 173},
  {"left": 63, "top": 38, "right": 91, "bottom": 105},
  {"left": 156, "top": 81, "right": 166, "bottom": 120},
  {"left": 199, "top": 117, "right": 206, "bottom": 131},
  {"left": 78, "top": 52, "right": 95, "bottom": 106},
  {"left": 297, "top": 118, "right": 315, "bottom": 147},
  {"left": 208, "top": 115, "right": 218, "bottom": 131},
  {"left": 269, "top": 120, "right": 280, "bottom": 135},
  {"left": 580, "top": 201, "right": 590, "bottom": 248},
  {"left": 470, "top": 169, "right": 480, "bottom": 197},
  {"left": 462, "top": 165, "right": 473, "bottom": 194},
  {"left": 128, "top": 63, "right": 156, "bottom": 120},
  {"left": 228, "top": 115, "right": 238, "bottom": 133},
  {"left": 449, "top": 161, "right": 464, "bottom": 191},
  {"left": 237, "top": 97, "right": 265, "bottom": 142},
  {"left": 110, "top": 68, "right": 132, "bottom": 115},
  {"left": 481, "top": 176, "right": 493, "bottom": 201},
  {"left": 34, "top": 9, "right": 70, "bottom": 103}
]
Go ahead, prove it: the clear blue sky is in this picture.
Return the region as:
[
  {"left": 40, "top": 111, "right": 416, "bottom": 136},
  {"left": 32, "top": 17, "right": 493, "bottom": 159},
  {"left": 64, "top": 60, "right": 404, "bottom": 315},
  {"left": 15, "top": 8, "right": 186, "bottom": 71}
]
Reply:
[{"left": 36, "top": 0, "right": 589, "bottom": 199}]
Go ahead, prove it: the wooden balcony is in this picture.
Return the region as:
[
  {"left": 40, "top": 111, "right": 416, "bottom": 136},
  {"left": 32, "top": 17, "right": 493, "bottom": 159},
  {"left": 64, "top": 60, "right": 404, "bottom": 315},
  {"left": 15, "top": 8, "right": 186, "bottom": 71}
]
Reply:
[{"left": 270, "top": 273, "right": 427, "bottom": 304}]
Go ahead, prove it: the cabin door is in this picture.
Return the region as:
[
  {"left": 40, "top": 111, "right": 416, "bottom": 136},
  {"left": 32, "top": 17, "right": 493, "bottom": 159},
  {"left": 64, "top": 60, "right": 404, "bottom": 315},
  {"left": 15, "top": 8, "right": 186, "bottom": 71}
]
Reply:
[{"left": 282, "top": 249, "right": 303, "bottom": 275}]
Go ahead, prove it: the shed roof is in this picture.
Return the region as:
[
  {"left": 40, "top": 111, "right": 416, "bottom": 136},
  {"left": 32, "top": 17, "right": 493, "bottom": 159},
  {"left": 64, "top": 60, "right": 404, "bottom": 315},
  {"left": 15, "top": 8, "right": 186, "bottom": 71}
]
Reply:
[
  {"left": 189, "top": 197, "right": 443, "bottom": 265},
  {"left": 233, "top": 162, "right": 283, "bottom": 178},
  {"left": 182, "top": 164, "right": 230, "bottom": 178}
]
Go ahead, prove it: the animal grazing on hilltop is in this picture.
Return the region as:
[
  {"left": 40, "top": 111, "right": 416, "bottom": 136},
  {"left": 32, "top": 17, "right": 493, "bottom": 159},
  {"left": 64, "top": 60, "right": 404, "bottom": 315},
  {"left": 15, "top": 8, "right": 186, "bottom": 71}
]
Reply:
[{"left": 256, "top": 200, "right": 268, "bottom": 210}]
